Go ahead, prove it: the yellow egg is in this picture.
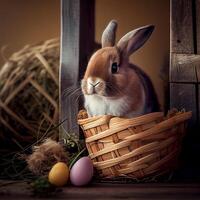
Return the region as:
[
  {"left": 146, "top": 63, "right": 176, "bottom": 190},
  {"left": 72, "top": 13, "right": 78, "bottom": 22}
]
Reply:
[{"left": 48, "top": 162, "right": 69, "bottom": 187}]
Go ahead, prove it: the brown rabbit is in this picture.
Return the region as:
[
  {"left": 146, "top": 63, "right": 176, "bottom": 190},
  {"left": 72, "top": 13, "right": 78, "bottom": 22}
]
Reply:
[{"left": 81, "top": 20, "right": 160, "bottom": 117}]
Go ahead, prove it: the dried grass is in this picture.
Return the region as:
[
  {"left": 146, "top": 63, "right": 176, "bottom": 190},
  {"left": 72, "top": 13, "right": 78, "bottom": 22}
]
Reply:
[
  {"left": 26, "top": 139, "right": 68, "bottom": 176},
  {"left": 0, "top": 38, "right": 60, "bottom": 149}
]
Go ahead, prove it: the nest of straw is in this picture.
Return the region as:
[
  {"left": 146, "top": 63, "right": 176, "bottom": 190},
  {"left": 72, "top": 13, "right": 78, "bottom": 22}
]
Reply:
[
  {"left": 26, "top": 139, "right": 68, "bottom": 176},
  {"left": 0, "top": 38, "right": 59, "bottom": 149}
]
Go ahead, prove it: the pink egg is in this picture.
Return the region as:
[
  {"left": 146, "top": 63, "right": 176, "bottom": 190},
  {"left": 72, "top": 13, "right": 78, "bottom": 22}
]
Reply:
[{"left": 70, "top": 156, "right": 93, "bottom": 186}]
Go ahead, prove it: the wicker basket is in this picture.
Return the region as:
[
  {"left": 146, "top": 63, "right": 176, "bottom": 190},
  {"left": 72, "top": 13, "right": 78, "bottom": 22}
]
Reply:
[{"left": 78, "top": 109, "right": 192, "bottom": 179}]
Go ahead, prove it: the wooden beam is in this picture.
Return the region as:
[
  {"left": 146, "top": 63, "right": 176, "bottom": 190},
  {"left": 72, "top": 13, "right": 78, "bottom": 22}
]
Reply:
[
  {"left": 196, "top": 0, "right": 200, "bottom": 54},
  {"left": 170, "top": 0, "right": 194, "bottom": 54},
  {"left": 170, "top": 0, "right": 197, "bottom": 126},
  {"left": 170, "top": 53, "right": 200, "bottom": 83},
  {"left": 197, "top": 65, "right": 200, "bottom": 82},
  {"left": 170, "top": 83, "right": 197, "bottom": 125},
  {"left": 195, "top": 0, "right": 200, "bottom": 125},
  {"left": 199, "top": 84, "right": 200, "bottom": 125},
  {"left": 59, "top": 0, "right": 94, "bottom": 136}
]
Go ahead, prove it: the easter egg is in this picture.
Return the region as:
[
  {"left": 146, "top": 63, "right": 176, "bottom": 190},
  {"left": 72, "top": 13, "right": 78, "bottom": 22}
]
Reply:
[
  {"left": 48, "top": 162, "right": 69, "bottom": 187},
  {"left": 70, "top": 157, "right": 93, "bottom": 186}
]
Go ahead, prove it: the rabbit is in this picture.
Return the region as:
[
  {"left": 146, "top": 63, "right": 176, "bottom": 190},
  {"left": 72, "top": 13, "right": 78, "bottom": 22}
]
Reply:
[{"left": 81, "top": 20, "right": 160, "bottom": 118}]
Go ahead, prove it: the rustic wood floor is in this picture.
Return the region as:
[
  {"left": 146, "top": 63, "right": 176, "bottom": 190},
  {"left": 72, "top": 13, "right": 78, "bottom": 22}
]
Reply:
[{"left": 0, "top": 182, "right": 200, "bottom": 200}]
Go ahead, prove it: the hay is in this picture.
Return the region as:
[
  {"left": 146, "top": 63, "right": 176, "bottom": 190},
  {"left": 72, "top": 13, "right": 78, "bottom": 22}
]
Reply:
[
  {"left": 0, "top": 38, "right": 60, "bottom": 149},
  {"left": 26, "top": 139, "right": 68, "bottom": 176}
]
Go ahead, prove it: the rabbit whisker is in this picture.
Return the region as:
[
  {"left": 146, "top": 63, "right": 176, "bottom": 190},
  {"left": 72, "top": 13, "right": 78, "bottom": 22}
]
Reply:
[{"left": 63, "top": 87, "right": 82, "bottom": 98}]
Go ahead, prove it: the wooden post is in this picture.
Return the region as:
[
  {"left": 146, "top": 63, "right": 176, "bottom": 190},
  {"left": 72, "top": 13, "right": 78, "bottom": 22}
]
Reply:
[
  {"left": 170, "top": 0, "right": 194, "bottom": 54},
  {"left": 170, "top": 0, "right": 199, "bottom": 125},
  {"left": 196, "top": 0, "right": 200, "bottom": 55},
  {"left": 59, "top": 0, "right": 94, "bottom": 137},
  {"left": 170, "top": 0, "right": 200, "bottom": 178},
  {"left": 196, "top": 0, "right": 200, "bottom": 125}
]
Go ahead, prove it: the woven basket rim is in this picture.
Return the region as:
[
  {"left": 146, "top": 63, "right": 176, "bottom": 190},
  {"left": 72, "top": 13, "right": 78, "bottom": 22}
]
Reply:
[
  {"left": 78, "top": 111, "right": 163, "bottom": 124},
  {"left": 84, "top": 111, "right": 192, "bottom": 144},
  {"left": 78, "top": 111, "right": 192, "bottom": 126},
  {"left": 78, "top": 110, "right": 192, "bottom": 178}
]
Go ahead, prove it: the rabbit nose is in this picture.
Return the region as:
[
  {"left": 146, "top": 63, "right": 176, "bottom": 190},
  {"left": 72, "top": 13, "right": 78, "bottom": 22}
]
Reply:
[{"left": 89, "top": 82, "right": 100, "bottom": 87}]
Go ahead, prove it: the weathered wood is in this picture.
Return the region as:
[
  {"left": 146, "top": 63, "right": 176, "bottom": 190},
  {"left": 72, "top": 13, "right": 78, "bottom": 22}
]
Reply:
[
  {"left": 170, "top": 0, "right": 198, "bottom": 127},
  {"left": 170, "top": 83, "right": 197, "bottom": 124},
  {"left": 170, "top": 0, "right": 194, "bottom": 54},
  {"left": 170, "top": 53, "right": 200, "bottom": 82},
  {"left": 197, "top": 65, "right": 200, "bottom": 82},
  {"left": 195, "top": 0, "right": 200, "bottom": 125},
  {"left": 1, "top": 182, "right": 200, "bottom": 200},
  {"left": 172, "top": 54, "right": 200, "bottom": 65},
  {"left": 196, "top": 0, "right": 200, "bottom": 54},
  {"left": 199, "top": 84, "right": 200, "bottom": 124},
  {"left": 59, "top": 0, "right": 94, "bottom": 135}
]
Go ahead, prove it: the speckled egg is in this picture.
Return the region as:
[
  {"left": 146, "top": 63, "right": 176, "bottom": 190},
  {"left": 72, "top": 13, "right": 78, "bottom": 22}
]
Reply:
[
  {"left": 70, "top": 156, "right": 93, "bottom": 186},
  {"left": 48, "top": 162, "right": 69, "bottom": 187}
]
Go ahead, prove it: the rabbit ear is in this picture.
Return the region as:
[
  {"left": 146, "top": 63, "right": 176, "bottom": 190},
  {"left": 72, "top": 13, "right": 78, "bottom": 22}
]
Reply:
[
  {"left": 117, "top": 25, "right": 154, "bottom": 57},
  {"left": 101, "top": 20, "right": 118, "bottom": 48}
]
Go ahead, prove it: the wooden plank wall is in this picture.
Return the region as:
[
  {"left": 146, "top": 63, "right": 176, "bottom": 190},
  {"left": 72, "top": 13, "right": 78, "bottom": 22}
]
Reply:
[
  {"left": 196, "top": 0, "right": 200, "bottom": 124},
  {"left": 170, "top": 0, "right": 200, "bottom": 179},
  {"left": 60, "top": 0, "right": 94, "bottom": 136},
  {"left": 170, "top": 0, "right": 200, "bottom": 126}
]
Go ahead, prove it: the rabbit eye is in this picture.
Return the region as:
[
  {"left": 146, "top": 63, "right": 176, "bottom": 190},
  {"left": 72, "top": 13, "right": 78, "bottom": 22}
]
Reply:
[{"left": 111, "top": 62, "right": 119, "bottom": 74}]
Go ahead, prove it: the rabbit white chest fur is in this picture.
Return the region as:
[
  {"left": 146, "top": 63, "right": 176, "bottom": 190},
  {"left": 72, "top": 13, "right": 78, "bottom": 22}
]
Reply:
[{"left": 84, "top": 94, "right": 145, "bottom": 117}]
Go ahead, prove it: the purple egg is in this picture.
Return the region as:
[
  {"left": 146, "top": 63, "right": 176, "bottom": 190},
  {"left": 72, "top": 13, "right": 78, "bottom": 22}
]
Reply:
[{"left": 70, "top": 156, "right": 93, "bottom": 186}]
